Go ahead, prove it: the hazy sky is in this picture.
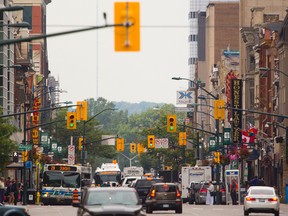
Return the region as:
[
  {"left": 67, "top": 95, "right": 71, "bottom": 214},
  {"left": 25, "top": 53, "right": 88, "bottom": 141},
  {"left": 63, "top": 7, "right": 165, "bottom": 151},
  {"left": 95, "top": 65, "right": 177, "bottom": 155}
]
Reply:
[{"left": 47, "top": 0, "right": 189, "bottom": 105}]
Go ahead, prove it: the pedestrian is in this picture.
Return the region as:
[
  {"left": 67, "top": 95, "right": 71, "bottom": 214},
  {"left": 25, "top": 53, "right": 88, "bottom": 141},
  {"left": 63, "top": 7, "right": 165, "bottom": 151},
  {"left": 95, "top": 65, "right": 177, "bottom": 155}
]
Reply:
[
  {"left": 249, "top": 176, "right": 258, "bottom": 186},
  {"left": 0, "top": 177, "right": 5, "bottom": 204},
  {"left": 230, "top": 178, "right": 238, "bottom": 205},
  {"left": 257, "top": 177, "right": 265, "bottom": 186},
  {"left": 206, "top": 181, "right": 214, "bottom": 205},
  {"left": 9, "top": 179, "right": 18, "bottom": 205},
  {"left": 12, "top": 180, "right": 19, "bottom": 205}
]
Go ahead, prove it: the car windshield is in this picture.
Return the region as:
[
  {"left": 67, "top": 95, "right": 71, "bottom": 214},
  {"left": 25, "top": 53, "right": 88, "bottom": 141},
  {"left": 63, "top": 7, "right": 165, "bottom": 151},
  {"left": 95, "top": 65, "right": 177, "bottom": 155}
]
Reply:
[
  {"left": 137, "top": 179, "right": 161, "bottom": 187},
  {"left": 155, "top": 185, "right": 176, "bottom": 192},
  {"left": 250, "top": 189, "right": 274, "bottom": 195},
  {"left": 87, "top": 190, "right": 139, "bottom": 205}
]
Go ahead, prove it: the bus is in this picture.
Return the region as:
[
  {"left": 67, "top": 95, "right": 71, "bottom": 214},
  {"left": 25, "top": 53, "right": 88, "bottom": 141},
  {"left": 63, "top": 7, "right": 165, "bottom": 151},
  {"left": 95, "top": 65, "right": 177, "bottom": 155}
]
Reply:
[
  {"left": 94, "top": 163, "right": 122, "bottom": 186},
  {"left": 40, "top": 164, "right": 92, "bottom": 205}
]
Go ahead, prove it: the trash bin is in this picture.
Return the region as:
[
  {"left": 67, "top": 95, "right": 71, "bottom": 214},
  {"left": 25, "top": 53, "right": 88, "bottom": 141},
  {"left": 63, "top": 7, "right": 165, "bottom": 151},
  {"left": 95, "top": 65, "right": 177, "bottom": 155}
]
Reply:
[
  {"left": 27, "top": 189, "right": 36, "bottom": 204},
  {"left": 286, "top": 184, "right": 288, "bottom": 203}
]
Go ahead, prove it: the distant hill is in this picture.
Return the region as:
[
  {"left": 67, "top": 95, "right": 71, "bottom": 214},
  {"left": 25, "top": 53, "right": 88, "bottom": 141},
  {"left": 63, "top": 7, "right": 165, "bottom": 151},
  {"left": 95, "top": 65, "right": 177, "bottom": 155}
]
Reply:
[{"left": 113, "top": 101, "right": 165, "bottom": 115}]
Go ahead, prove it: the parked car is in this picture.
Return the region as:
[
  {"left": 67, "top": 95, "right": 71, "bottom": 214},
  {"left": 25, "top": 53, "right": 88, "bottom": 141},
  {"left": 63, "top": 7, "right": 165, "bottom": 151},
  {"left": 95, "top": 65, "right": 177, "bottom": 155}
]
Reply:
[
  {"left": 133, "top": 178, "right": 163, "bottom": 205},
  {"left": 0, "top": 203, "right": 30, "bottom": 216},
  {"left": 72, "top": 187, "right": 145, "bottom": 216},
  {"left": 194, "top": 181, "right": 226, "bottom": 204},
  {"left": 243, "top": 186, "right": 280, "bottom": 216},
  {"left": 145, "top": 182, "right": 182, "bottom": 214}
]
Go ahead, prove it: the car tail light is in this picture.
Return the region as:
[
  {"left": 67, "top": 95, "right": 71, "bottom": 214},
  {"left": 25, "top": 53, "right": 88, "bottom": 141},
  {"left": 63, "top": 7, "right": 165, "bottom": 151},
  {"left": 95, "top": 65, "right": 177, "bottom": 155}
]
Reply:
[
  {"left": 220, "top": 189, "right": 225, "bottom": 193},
  {"left": 246, "top": 197, "right": 256, "bottom": 201},
  {"left": 268, "top": 197, "right": 278, "bottom": 202},
  {"left": 200, "top": 189, "right": 207, "bottom": 193},
  {"left": 150, "top": 189, "right": 155, "bottom": 198},
  {"left": 176, "top": 189, "right": 181, "bottom": 198}
]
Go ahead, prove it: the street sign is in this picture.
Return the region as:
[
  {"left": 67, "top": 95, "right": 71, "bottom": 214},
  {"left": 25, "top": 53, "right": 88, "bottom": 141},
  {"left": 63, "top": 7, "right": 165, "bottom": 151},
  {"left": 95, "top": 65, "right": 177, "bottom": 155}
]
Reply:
[
  {"left": 176, "top": 91, "right": 195, "bottom": 104},
  {"left": 25, "top": 161, "right": 32, "bottom": 169},
  {"left": 155, "top": 138, "right": 169, "bottom": 148},
  {"left": 175, "top": 107, "right": 194, "bottom": 112},
  {"left": 18, "top": 144, "right": 32, "bottom": 151},
  {"left": 68, "top": 145, "right": 75, "bottom": 165}
]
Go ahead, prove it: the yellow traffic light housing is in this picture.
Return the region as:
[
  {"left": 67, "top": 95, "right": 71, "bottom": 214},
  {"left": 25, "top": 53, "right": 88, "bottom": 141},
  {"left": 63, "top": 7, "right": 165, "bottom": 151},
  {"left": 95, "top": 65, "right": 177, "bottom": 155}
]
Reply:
[
  {"left": 114, "top": 2, "right": 140, "bottom": 51},
  {"left": 116, "top": 138, "right": 125, "bottom": 152},
  {"left": 179, "top": 132, "right": 187, "bottom": 146},
  {"left": 67, "top": 112, "right": 77, "bottom": 129},
  {"left": 76, "top": 101, "right": 88, "bottom": 121},
  {"left": 213, "top": 151, "right": 221, "bottom": 164},
  {"left": 130, "top": 143, "right": 137, "bottom": 153},
  {"left": 147, "top": 135, "right": 155, "bottom": 149},
  {"left": 78, "top": 137, "right": 84, "bottom": 151},
  {"left": 167, "top": 115, "right": 177, "bottom": 132},
  {"left": 214, "top": 100, "right": 225, "bottom": 120},
  {"left": 137, "top": 143, "right": 144, "bottom": 156},
  {"left": 22, "top": 150, "right": 28, "bottom": 162}
]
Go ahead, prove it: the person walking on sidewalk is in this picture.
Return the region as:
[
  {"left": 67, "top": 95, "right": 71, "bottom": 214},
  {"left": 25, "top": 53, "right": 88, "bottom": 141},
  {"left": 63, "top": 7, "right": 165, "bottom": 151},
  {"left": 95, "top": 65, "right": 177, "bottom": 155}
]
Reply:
[
  {"left": 206, "top": 181, "right": 215, "bottom": 205},
  {"left": 230, "top": 178, "right": 238, "bottom": 205},
  {"left": 0, "top": 177, "right": 5, "bottom": 204}
]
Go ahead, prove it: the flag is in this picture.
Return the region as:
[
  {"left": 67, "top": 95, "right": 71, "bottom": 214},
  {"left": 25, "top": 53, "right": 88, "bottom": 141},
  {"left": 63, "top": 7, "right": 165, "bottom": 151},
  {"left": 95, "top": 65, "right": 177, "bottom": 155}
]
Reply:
[{"left": 241, "top": 124, "right": 258, "bottom": 144}]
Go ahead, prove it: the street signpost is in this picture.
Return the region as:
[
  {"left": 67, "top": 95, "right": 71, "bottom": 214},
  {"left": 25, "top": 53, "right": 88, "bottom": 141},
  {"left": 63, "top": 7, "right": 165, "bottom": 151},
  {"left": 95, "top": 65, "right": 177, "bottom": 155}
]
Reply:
[{"left": 18, "top": 144, "right": 32, "bottom": 151}]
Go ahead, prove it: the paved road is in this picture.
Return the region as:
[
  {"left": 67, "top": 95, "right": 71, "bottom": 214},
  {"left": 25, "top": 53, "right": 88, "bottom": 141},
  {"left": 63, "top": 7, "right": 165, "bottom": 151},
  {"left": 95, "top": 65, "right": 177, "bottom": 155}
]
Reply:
[{"left": 26, "top": 203, "right": 288, "bottom": 216}]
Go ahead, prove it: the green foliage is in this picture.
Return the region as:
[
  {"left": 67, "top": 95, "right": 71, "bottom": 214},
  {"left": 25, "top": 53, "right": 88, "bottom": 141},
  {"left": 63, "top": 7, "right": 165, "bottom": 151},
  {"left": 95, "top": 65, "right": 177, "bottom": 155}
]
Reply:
[{"left": 0, "top": 114, "right": 18, "bottom": 171}]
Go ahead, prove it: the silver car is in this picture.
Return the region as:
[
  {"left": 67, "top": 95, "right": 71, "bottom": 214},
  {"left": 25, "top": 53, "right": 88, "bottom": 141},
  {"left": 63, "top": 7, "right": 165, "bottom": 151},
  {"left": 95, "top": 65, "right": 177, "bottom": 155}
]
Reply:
[{"left": 243, "top": 186, "right": 280, "bottom": 216}]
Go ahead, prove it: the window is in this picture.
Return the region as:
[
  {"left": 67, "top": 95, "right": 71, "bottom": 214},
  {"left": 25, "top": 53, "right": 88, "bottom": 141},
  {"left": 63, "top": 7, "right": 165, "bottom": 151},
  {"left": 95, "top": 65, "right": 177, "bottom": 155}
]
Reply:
[
  {"left": 189, "top": 11, "right": 198, "bottom": 19},
  {"left": 189, "top": 34, "right": 198, "bottom": 42},
  {"left": 188, "top": 57, "right": 197, "bottom": 65}
]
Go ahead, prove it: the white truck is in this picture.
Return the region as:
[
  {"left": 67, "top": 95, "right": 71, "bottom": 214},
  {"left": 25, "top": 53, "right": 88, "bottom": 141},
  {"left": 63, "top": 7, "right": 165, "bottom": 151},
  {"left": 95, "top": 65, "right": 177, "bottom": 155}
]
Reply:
[
  {"left": 181, "top": 166, "right": 212, "bottom": 202},
  {"left": 122, "top": 166, "right": 144, "bottom": 178}
]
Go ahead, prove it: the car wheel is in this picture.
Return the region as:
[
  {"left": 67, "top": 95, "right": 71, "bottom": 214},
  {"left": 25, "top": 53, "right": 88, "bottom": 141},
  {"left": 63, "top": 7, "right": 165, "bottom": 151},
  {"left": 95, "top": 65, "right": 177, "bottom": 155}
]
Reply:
[
  {"left": 244, "top": 210, "right": 249, "bottom": 216},
  {"left": 175, "top": 207, "right": 183, "bottom": 214},
  {"left": 274, "top": 211, "right": 279, "bottom": 216},
  {"left": 146, "top": 205, "right": 153, "bottom": 214}
]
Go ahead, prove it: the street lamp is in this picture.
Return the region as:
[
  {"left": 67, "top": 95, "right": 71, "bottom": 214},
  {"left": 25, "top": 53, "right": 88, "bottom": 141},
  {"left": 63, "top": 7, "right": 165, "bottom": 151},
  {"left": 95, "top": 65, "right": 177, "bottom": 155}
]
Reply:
[
  {"left": 258, "top": 67, "right": 288, "bottom": 78},
  {"left": 81, "top": 108, "right": 118, "bottom": 165},
  {"left": 172, "top": 76, "right": 223, "bottom": 204}
]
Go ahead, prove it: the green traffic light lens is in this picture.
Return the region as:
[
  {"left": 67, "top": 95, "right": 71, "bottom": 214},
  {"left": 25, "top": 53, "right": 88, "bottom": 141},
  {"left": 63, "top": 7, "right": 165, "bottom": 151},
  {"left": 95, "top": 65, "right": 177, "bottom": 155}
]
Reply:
[
  {"left": 169, "top": 125, "right": 174, "bottom": 130},
  {"left": 69, "top": 123, "right": 74, "bottom": 127}
]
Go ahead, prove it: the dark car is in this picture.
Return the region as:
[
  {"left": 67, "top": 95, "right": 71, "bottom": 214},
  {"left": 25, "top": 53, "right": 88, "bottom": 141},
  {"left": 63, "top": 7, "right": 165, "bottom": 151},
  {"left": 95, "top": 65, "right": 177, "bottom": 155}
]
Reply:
[
  {"left": 72, "top": 187, "right": 145, "bottom": 216},
  {"left": 133, "top": 178, "right": 163, "bottom": 205},
  {"left": 0, "top": 203, "right": 30, "bottom": 216},
  {"left": 145, "top": 183, "right": 182, "bottom": 214}
]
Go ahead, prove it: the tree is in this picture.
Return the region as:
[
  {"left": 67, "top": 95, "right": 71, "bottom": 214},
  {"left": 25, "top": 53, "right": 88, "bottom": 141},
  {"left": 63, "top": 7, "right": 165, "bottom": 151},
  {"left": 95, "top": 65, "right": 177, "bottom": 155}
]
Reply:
[{"left": 0, "top": 111, "right": 18, "bottom": 171}]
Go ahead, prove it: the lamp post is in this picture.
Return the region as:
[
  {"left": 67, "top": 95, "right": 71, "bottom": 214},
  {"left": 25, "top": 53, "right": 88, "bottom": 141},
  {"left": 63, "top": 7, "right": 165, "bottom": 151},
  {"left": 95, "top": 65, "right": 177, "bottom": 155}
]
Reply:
[
  {"left": 81, "top": 108, "right": 118, "bottom": 165},
  {"left": 172, "top": 76, "right": 222, "bottom": 204}
]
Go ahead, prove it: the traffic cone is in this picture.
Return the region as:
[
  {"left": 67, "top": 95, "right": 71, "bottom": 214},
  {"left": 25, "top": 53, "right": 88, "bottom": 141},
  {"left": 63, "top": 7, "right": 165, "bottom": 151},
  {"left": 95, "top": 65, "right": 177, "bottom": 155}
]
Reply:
[{"left": 72, "top": 189, "right": 79, "bottom": 203}]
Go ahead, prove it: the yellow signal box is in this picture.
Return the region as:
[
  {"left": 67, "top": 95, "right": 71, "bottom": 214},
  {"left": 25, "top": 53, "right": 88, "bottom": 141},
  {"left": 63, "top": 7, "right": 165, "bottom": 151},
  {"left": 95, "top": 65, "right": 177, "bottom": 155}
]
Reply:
[
  {"left": 147, "top": 135, "right": 155, "bottom": 149},
  {"left": 78, "top": 137, "right": 84, "bottom": 151},
  {"left": 130, "top": 143, "right": 137, "bottom": 153},
  {"left": 114, "top": 2, "right": 140, "bottom": 51},
  {"left": 214, "top": 100, "right": 225, "bottom": 120},
  {"left": 167, "top": 115, "right": 177, "bottom": 132},
  {"left": 76, "top": 101, "right": 88, "bottom": 121},
  {"left": 179, "top": 132, "right": 187, "bottom": 146},
  {"left": 22, "top": 150, "right": 28, "bottom": 162},
  {"left": 213, "top": 151, "right": 221, "bottom": 163},
  {"left": 66, "top": 112, "right": 77, "bottom": 129},
  {"left": 116, "top": 138, "right": 125, "bottom": 152}
]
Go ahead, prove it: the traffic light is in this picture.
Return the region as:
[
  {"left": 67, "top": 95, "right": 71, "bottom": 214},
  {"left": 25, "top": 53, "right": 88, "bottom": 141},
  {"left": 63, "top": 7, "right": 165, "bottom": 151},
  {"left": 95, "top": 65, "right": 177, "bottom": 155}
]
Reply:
[
  {"left": 213, "top": 151, "right": 221, "bottom": 164},
  {"left": 114, "top": 2, "right": 140, "bottom": 51},
  {"left": 167, "top": 115, "right": 177, "bottom": 132},
  {"left": 13, "top": 152, "right": 19, "bottom": 162},
  {"left": 214, "top": 100, "right": 225, "bottom": 120},
  {"left": 22, "top": 150, "right": 28, "bottom": 162},
  {"left": 66, "top": 112, "right": 77, "bottom": 129},
  {"left": 116, "top": 138, "right": 125, "bottom": 152},
  {"left": 78, "top": 137, "right": 84, "bottom": 151},
  {"left": 130, "top": 143, "right": 136, "bottom": 153},
  {"left": 137, "top": 143, "right": 144, "bottom": 156},
  {"left": 179, "top": 132, "right": 187, "bottom": 146},
  {"left": 76, "top": 101, "right": 88, "bottom": 121},
  {"left": 147, "top": 135, "right": 155, "bottom": 149}
]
